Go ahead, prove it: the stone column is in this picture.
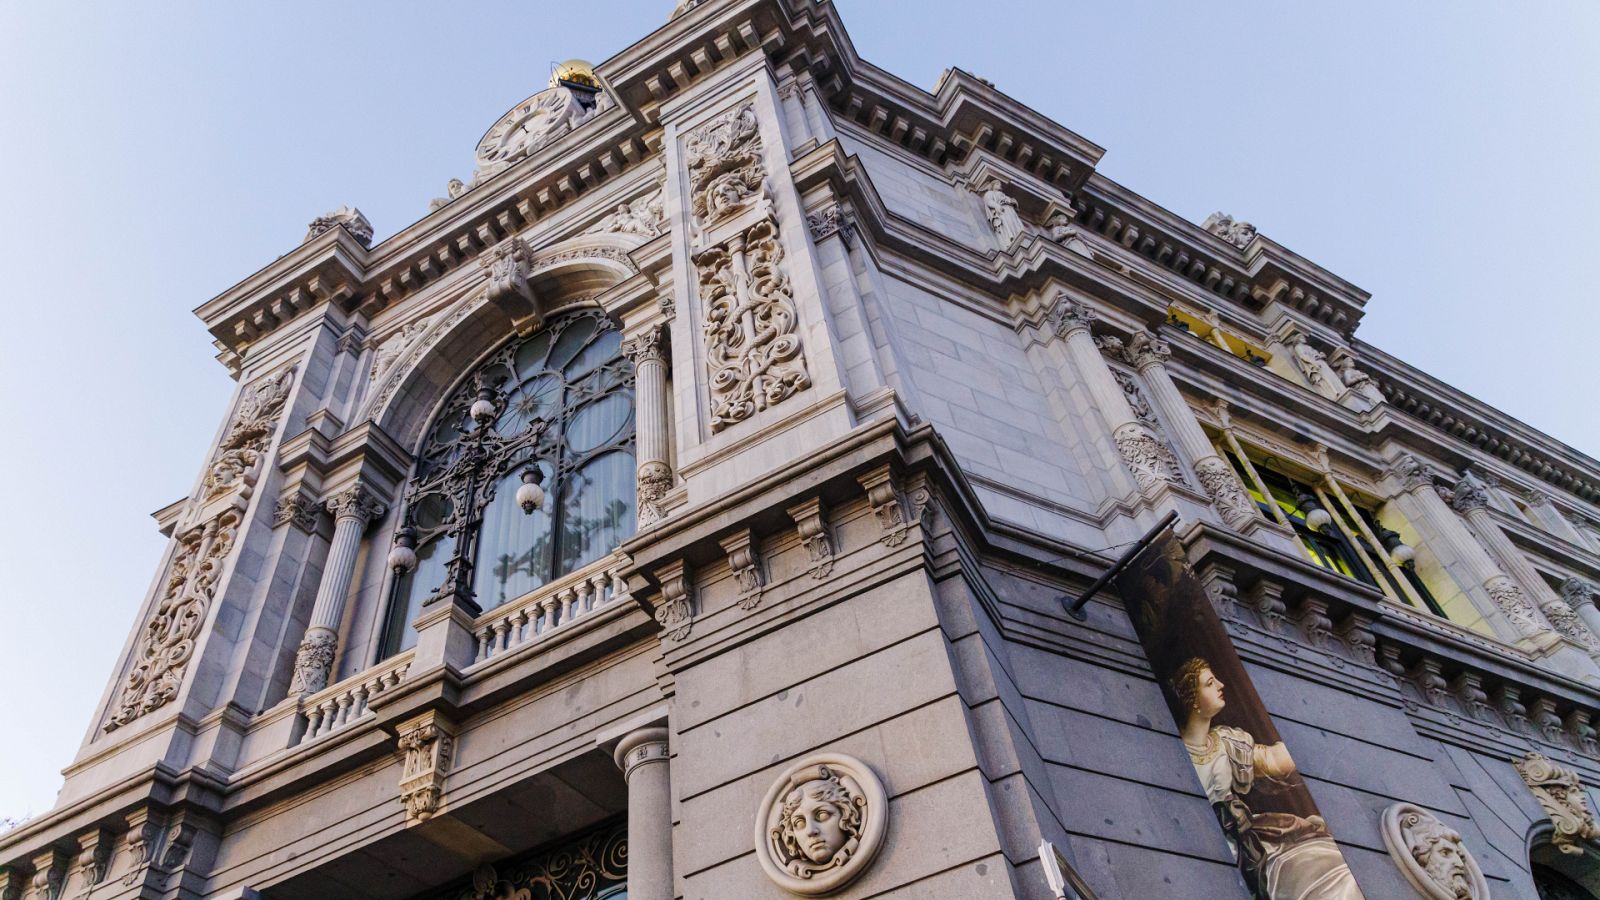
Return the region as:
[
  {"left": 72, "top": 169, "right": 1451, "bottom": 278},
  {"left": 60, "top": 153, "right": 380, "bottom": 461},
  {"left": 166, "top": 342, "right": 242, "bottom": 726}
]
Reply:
[
  {"left": 1047, "top": 297, "right": 1181, "bottom": 496},
  {"left": 1385, "top": 456, "right": 1554, "bottom": 647},
  {"left": 624, "top": 324, "right": 673, "bottom": 526},
  {"left": 1124, "top": 330, "right": 1259, "bottom": 532},
  {"left": 1451, "top": 471, "right": 1599, "bottom": 652},
  {"left": 614, "top": 726, "right": 673, "bottom": 900},
  {"left": 291, "top": 484, "right": 386, "bottom": 694}
]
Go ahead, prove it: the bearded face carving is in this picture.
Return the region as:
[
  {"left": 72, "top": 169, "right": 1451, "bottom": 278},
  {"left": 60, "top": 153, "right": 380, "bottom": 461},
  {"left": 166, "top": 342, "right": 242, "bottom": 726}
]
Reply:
[
  {"left": 755, "top": 754, "right": 887, "bottom": 895},
  {"left": 1381, "top": 803, "right": 1488, "bottom": 899}
]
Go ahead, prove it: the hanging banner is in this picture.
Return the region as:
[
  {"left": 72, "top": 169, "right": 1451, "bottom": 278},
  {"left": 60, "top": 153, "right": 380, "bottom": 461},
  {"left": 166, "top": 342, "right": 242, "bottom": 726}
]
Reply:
[{"left": 1112, "top": 529, "right": 1365, "bottom": 899}]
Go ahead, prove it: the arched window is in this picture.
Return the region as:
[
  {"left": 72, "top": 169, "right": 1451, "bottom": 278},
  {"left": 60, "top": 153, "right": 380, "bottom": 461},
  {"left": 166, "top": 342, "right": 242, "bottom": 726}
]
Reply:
[{"left": 378, "top": 309, "right": 635, "bottom": 658}]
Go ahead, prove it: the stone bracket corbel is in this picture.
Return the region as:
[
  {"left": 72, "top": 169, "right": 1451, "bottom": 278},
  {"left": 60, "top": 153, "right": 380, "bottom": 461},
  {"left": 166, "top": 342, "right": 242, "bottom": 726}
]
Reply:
[
  {"left": 397, "top": 711, "right": 459, "bottom": 825},
  {"left": 478, "top": 236, "right": 544, "bottom": 334},
  {"left": 719, "top": 529, "right": 765, "bottom": 611},
  {"left": 652, "top": 560, "right": 695, "bottom": 641},
  {"left": 786, "top": 497, "right": 835, "bottom": 579}
]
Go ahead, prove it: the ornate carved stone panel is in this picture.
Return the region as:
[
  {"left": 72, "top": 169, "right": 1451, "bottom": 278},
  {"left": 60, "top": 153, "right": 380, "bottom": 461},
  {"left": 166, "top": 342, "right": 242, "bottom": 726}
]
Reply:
[
  {"left": 719, "top": 529, "right": 764, "bottom": 611},
  {"left": 754, "top": 752, "right": 888, "bottom": 896},
  {"left": 419, "top": 818, "right": 627, "bottom": 900},
  {"left": 200, "top": 367, "right": 295, "bottom": 503},
  {"left": 683, "top": 101, "right": 811, "bottom": 431},
  {"left": 398, "top": 712, "right": 458, "bottom": 824},
  {"left": 107, "top": 509, "right": 242, "bottom": 731},
  {"left": 653, "top": 559, "right": 694, "bottom": 641},
  {"left": 1380, "top": 802, "right": 1489, "bottom": 899},
  {"left": 1516, "top": 752, "right": 1600, "bottom": 856}
]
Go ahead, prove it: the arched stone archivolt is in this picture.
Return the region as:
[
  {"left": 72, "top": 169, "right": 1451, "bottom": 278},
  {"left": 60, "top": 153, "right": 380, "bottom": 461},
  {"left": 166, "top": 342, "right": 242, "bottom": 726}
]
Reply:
[{"left": 363, "top": 234, "right": 640, "bottom": 450}]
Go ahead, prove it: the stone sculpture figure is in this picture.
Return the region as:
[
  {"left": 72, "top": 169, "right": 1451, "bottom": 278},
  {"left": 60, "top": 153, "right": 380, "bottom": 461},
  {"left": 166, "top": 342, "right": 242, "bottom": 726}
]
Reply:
[
  {"left": 1380, "top": 802, "right": 1489, "bottom": 899},
  {"left": 755, "top": 753, "right": 887, "bottom": 895},
  {"left": 1515, "top": 752, "right": 1600, "bottom": 856},
  {"left": 980, "top": 179, "right": 1024, "bottom": 247},
  {"left": 1203, "top": 211, "right": 1258, "bottom": 248}
]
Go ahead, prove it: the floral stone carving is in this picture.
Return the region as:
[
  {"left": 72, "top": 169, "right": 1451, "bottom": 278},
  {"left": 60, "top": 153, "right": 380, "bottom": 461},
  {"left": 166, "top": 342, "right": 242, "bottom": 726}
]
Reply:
[
  {"left": 1380, "top": 803, "right": 1489, "bottom": 899},
  {"left": 398, "top": 713, "right": 457, "bottom": 824},
  {"left": 1516, "top": 752, "right": 1600, "bottom": 856},
  {"left": 684, "top": 102, "right": 765, "bottom": 226},
  {"left": 697, "top": 220, "right": 811, "bottom": 430},
  {"left": 1193, "top": 456, "right": 1259, "bottom": 531},
  {"left": 108, "top": 509, "right": 242, "bottom": 730},
  {"left": 201, "top": 367, "right": 295, "bottom": 501},
  {"left": 755, "top": 753, "right": 888, "bottom": 896}
]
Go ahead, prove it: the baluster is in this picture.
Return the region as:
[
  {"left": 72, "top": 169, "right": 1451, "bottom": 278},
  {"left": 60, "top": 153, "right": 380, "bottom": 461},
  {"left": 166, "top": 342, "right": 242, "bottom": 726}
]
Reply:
[
  {"left": 317, "top": 700, "right": 339, "bottom": 737},
  {"left": 540, "top": 595, "right": 560, "bottom": 633},
  {"left": 336, "top": 693, "right": 356, "bottom": 729},
  {"left": 494, "top": 617, "right": 512, "bottom": 654},
  {"left": 353, "top": 682, "right": 372, "bottom": 718},
  {"left": 476, "top": 625, "right": 494, "bottom": 662},
  {"left": 574, "top": 579, "right": 593, "bottom": 620},
  {"left": 610, "top": 567, "right": 631, "bottom": 604},
  {"left": 558, "top": 587, "right": 576, "bottom": 626},
  {"left": 303, "top": 707, "right": 324, "bottom": 742},
  {"left": 511, "top": 607, "right": 530, "bottom": 647}
]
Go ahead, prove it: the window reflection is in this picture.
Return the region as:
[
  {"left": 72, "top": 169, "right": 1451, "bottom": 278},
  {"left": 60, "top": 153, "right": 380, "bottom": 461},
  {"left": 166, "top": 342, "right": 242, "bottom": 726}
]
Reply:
[{"left": 379, "top": 310, "right": 635, "bottom": 660}]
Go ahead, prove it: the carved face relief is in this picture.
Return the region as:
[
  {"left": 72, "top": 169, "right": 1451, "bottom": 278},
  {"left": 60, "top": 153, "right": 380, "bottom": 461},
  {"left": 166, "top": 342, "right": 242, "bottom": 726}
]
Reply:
[
  {"left": 756, "top": 754, "right": 887, "bottom": 895},
  {"left": 1381, "top": 803, "right": 1488, "bottom": 899}
]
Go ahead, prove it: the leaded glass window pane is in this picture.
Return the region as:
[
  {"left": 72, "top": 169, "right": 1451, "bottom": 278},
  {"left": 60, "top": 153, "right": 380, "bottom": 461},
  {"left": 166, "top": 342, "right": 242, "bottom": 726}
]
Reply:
[{"left": 379, "top": 310, "right": 635, "bottom": 660}]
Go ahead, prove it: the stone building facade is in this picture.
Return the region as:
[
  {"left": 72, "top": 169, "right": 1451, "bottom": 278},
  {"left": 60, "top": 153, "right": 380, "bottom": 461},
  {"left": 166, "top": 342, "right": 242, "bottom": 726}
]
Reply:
[{"left": 6, "top": 2, "right": 1600, "bottom": 898}]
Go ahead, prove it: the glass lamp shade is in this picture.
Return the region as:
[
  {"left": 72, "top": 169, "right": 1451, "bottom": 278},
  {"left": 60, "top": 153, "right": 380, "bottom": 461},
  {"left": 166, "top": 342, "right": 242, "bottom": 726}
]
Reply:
[
  {"left": 1389, "top": 541, "right": 1416, "bottom": 565},
  {"left": 1304, "top": 507, "right": 1334, "bottom": 532},
  {"left": 470, "top": 396, "right": 497, "bottom": 425},
  {"left": 388, "top": 529, "right": 419, "bottom": 574},
  {"left": 516, "top": 480, "right": 545, "bottom": 514}
]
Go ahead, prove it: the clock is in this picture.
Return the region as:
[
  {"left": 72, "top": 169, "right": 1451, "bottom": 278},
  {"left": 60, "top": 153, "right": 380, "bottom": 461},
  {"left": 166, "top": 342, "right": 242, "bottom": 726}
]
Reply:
[{"left": 474, "top": 87, "right": 579, "bottom": 172}]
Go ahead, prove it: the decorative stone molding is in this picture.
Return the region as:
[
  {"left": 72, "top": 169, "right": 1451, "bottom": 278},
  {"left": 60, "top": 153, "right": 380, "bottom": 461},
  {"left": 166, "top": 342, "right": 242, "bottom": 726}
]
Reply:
[
  {"left": 697, "top": 222, "right": 811, "bottom": 430},
  {"left": 1563, "top": 578, "right": 1599, "bottom": 611},
  {"left": 1045, "top": 293, "right": 1094, "bottom": 339},
  {"left": 591, "top": 186, "right": 665, "bottom": 238},
  {"left": 684, "top": 102, "right": 765, "bottom": 226},
  {"left": 289, "top": 630, "right": 338, "bottom": 696},
  {"left": 805, "top": 206, "right": 856, "bottom": 247},
  {"left": 478, "top": 236, "right": 541, "bottom": 329},
  {"left": 271, "top": 490, "right": 320, "bottom": 533},
  {"left": 1123, "top": 330, "right": 1172, "bottom": 370},
  {"left": 653, "top": 560, "right": 694, "bottom": 641},
  {"left": 1483, "top": 575, "right": 1545, "bottom": 638},
  {"left": 1448, "top": 470, "right": 1494, "bottom": 514},
  {"left": 859, "top": 466, "right": 912, "bottom": 548},
  {"left": 201, "top": 367, "right": 295, "bottom": 502},
  {"left": 120, "top": 813, "right": 161, "bottom": 887},
  {"left": 720, "top": 529, "right": 765, "bottom": 610},
  {"left": 1387, "top": 454, "right": 1438, "bottom": 494},
  {"left": 1112, "top": 423, "right": 1183, "bottom": 494},
  {"left": 397, "top": 712, "right": 457, "bottom": 824},
  {"left": 977, "top": 178, "right": 1024, "bottom": 247},
  {"left": 636, "top": 461, "right": 673, "bottom": 528},
  {"left": 28, "top": 848, "right": 65, "bottom": 900},
  {"left": 304, "top": 205, "right": 373, "bottom": 247},
  {"left": 1380, "top": 803, "right": 1488, "bottom": 899},
  {"left": 1193, "top": 456, "right": 1259, "bottom": 531},
  {"left": 1201, "top": 211, "right": 1256, "bottom": 248},
  {"left": 755, "top": 753, "right": 887, "bottom": 896},
  {"left": 1516, "top": 752, "right": 1600, "bottom": 856},
  {"left": 74, "top": 826, "right": 115, "bottom": 895},
  {"left": 326, "top": 484, "right": 387, "bottom": 525},
  {"left": 107, "top": 509, "right": 242, "bottom": 731},
  {"left": 787, "top": 498, "right": 834, "bottom": 580}
]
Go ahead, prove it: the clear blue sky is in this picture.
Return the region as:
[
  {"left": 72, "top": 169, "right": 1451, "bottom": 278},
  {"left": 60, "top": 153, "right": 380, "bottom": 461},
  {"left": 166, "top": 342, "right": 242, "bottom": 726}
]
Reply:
[{"left": 1, "top": 1, "right": 1596, "bottom": 821}]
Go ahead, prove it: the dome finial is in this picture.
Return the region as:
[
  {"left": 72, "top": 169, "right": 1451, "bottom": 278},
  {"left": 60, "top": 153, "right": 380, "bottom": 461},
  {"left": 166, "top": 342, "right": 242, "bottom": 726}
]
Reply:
[{"left": 550, "top": 59, "right": 598, "bottom": 91}]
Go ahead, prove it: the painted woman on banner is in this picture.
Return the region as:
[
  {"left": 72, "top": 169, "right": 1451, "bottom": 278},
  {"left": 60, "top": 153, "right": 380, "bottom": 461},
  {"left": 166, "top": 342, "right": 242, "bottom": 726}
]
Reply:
[{"left": 1173, "top": 657, "right": 1363, "bottom": 900}]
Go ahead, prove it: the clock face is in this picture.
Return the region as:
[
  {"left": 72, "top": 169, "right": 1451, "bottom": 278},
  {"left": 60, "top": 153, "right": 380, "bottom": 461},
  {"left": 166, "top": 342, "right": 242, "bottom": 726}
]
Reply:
[{"left": 475, "top": 87, "right": 574, "bottom": 169}]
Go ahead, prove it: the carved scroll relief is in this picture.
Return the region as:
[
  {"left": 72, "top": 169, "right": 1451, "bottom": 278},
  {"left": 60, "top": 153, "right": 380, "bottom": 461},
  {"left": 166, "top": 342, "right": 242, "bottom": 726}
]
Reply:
[
  {"left": 107, "top": 510, "right": 242, "bottom": 731},
  {"left": 683, "top": 101, "right": 811, "bottom": 431},
  {"left": 200, "top": 367, "right": 294, "bottom": 502},
  {"left": 1516, "top": 752, "right": 1600, "bottom": 856}
]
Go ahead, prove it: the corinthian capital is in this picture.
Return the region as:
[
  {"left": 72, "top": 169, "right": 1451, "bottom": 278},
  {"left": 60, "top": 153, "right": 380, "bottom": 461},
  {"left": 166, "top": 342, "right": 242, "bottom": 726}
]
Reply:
[
  {"left": 621, "top": 323, "right": 667, "bottom": 366},
  {"left": 1449, "top": 470, "right": 1493, "bottom": 514},
  {"left": 327, "top": 484, "right": 387, "bottom": 525},
  {"left": 1562, "top": 577, "right": 1599, "bottom": 612},
  {"left": 1125, "top": 330, "right": 1172, "bottom": 369},
  {"left": 1385, "top": 454, "right": 1437, "bottom": 494},
  {"left": 1046, "top": 292, "right": 1094, "bottom": 338}
]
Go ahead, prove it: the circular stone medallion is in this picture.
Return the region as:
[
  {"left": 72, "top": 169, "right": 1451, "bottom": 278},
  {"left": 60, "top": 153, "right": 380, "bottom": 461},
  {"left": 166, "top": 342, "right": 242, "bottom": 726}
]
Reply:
[{"left": 754, "top": 753, "right": 888, "bottom": 896}]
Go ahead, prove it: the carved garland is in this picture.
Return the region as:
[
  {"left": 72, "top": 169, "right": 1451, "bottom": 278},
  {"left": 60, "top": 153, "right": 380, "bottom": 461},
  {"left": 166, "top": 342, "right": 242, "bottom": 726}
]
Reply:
[{"left": 1516, "top": 751, "right": 1600, "bottom": 856}]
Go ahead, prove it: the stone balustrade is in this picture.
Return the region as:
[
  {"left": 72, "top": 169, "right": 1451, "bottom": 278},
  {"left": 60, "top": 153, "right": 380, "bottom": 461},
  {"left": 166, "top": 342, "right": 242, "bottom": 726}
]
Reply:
[
  {"left": 469, "top": 553, "right": 632, "bottom": 666},
  {"left": 293, "top": 650, "right": 414, "bottom": 746}
]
